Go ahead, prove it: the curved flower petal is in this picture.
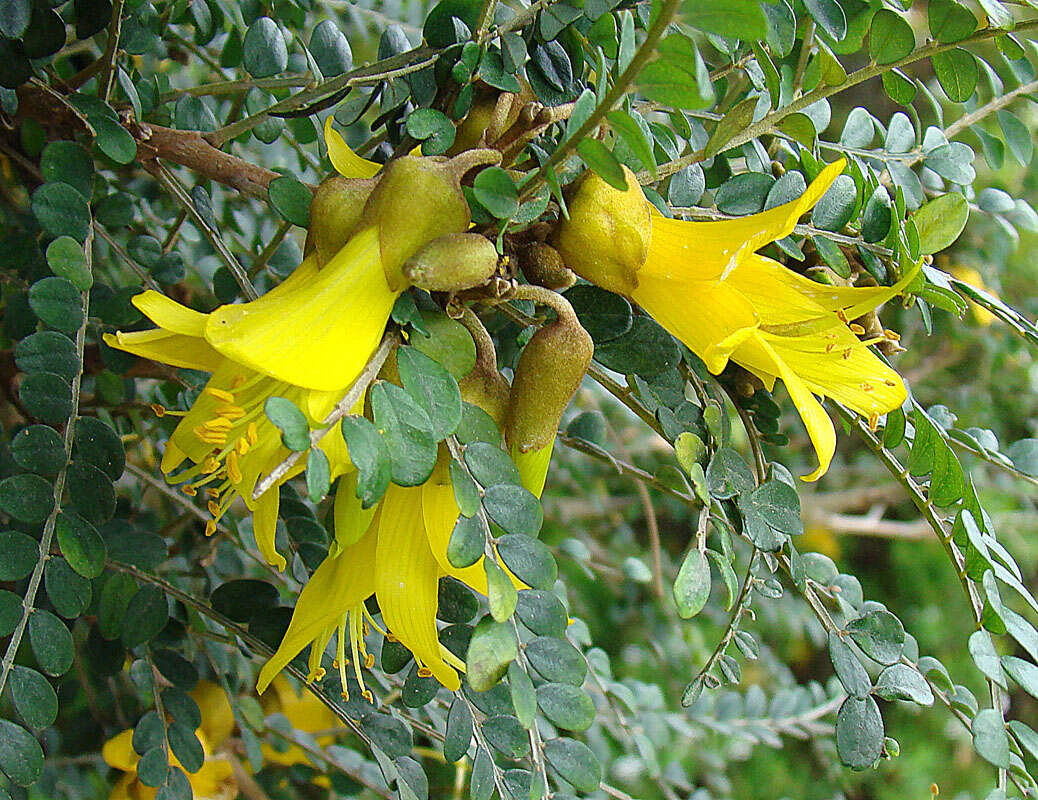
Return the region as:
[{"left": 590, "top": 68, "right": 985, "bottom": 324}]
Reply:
[
  {"left": 257, "top": 525, "right": 378, "bottom": 693},
  {"left": 645, "top": 160, "right": 845, "bottom": 282},
  {"left": 324, "top": 117, "right": 381, "bottom": 179},
  {"left": 632, "top": 274, "right": 759, "bottom": 374},
  {"left": 510, "top": 440, "right": 553, "bottom": 499},
  {"left": 132, "top": 291, "right": 209, "bottom": 336},
  {"left": 375, "top": 485, "right": 460, "bottom": 690},
  {"left": 421, "top": 476, "right": 488, "bottom": 595},
  {"left": 204, "top": 227, "right": 398, "bottom": 391},
  {"left": 191, "top": 681, "right": 234, "bottom": 747},
  {"left": 251, "top": 489, "right": 286, "bottom": 572},
  {"left": 103, "top": 329, "right": 225, "bottom": 373},
  {"left": 332, "top": 472, "right": 377, "bottom": 554},
  {"left": 102, "top": 729, "right": 139, "bottom": 772}
]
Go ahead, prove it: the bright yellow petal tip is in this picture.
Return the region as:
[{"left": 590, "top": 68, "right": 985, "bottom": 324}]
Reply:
[{"left": 324, "top": 116, "right": 381, "bottom": 179}]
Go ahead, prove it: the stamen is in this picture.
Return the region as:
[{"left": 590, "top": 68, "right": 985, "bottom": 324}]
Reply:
[
  {"left": 848, "top": 323, "right": 866, "bottom": 335},
  {"left": 349, "top": 611, "right": 371, "bottom": 703},
  {"left": 205, "top": 519, "right": 218, "bottom": 536},
  {"left": 231, "top": 374, "right": 247, "bottom": 388},
  {"left": 182, "top": 485, "right": 197, "bottom": 497},
  {"left": 206, "top": 488, "right": 220, "bottom": 498},
  {"left": 205, "top": 387, "right": 236, "bottom": 403},
  {"left": 236, "top": 437, "right": 251, "bottom": 455},
  {"left": 441, "top": 646, "right": 466, "bottom": 672},
  {"left": 836, "top": 309, "right": 849, "bottom": 323},
  {"left": 247, "top": 423, "right": 259, "bottom": 445},
  {"left": 207, "top": 500, "right": 221, "bottom": 516},
  {"left": 151, "top": 404, "right": 187, "bottom": 417},
  {"left": 202, "top": 456, "right": 221, "bottom": 473},
  {"left": 868, "top": 413, "right": 879, "bottom": 431},
  {"left": 226, "top": 450, "right": 243, "bottom": 484},
  {"left": 364, "top": 653, "right": 375, "bottom": 669},
  {"left": 417, "top": 666, "right": 432, "bottom": 678},
  {"left": 202, "top": 418, "right": 233, "bottom": 432},
  {"left": 216, "top": 404, "right": 246, "bottom": 420},
  {"left": 884, "top": 329, "right": 901, "bottom": 341},
  {"left": 336, "top": 621, "right": 350, "bottom": 701}
]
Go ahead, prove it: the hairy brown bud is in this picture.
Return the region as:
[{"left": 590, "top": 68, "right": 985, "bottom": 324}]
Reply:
[
  {"left": 519, "top": 242, "right": 576, "bottom": 290},
  {"left": 305, "top": 175, "right": 378, "bottom": 267},
  {"left": 505, "top": 314, "right": 593, "bottom": 453},
  {"left": 403, "top": 233, "right": 500, "bottom": 292}
]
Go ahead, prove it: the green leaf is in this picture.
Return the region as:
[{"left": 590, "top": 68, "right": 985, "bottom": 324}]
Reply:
[
  {"left": 309, "top": 20, "right": 352, "bottom": 77},
  {"left": 210, "top": 579, "right": 279, "bottom": 623},
  {"left": 46, "top": 236, "right": 92, "bottom": 290},
  {"left": 56, "top": 511, "right": 106, "bottom": 578},
  {"left": 305, "top": 447, "right": 330, "bottom": 503},
  {"left": 0, "top": 719, "right": 44, "bottom": 787},
  {"left": 40, "top": 141, "right": 93, "bottom": 198},
  {"left": 370, "top": 382, "right": 438, "bottom": 486},
  {"left": 485, "top": 559, "right": 518, "bottom": 621},
  {"left": 122, "top": 585, "right": 169, "bottom": 648},
  {"left": 673, "top": 549, "right": 710, "bottom": 619},
  {"left": 932, "top": 48, "right": 977, "bottom": 103},
  {"left": 972, "top": 708, "right": 1010, "bottom": 768},
  {"left": 706, "top": 97, "right": 756, "bottom": 158},
  {"left": 997, "top": 110, "right": 1032, "bottom": 166},
  {"left": 29, "top": 277, "right": 83, "bottom": 334},
  {"left": 1002, "top": 656, "right": 1038, "bottom": 700},
  {"left": 472, "top": 167, "right": 518, "bottom": 219},
  {"left": 928, "top": 0, "right": 976, "bottom": 43},
  {"left": 397, "top": 346, "right": 463, "bottom": 440},
  {"left": 706, "top": 448, "right": 755, "bottom": 500},
  {"left": 874, "top": 663, "right": 935, "bottom": 705},
  {"left": 74, "top": 417, "right": 125, "bottom": 481},
  {"left": 339, "top": 416, "right": 391, "bottom": 508},
  {"left": 15, "top": 332, "right": 77, "bottom": 381},
  {"left": 460, "top": 445, "right": 517, "bottom": 490},
  {"left": 243, "top": 17, "right": 288, "bottom": 77},
  {"left": 744, "top": 479, "right": 803, "bottom": 536},
  {"left": 444, "top": 697, "right": 473, "bottom": 762},
  {"left": 406, "top": 109, "right": 456, "bottom": 156},
  {"left": 31, "top": 182, "right": 90, "bottom": 242},
  {"left": 0, "top": 0, "right": 31, "bottom": 38},
  {"left": 847, "top": 609, "right": 905, "bottom": 665},
  {"left": 516, "top": 590, "right": 568, "bottom": 638},
  {"left": 0, "top": 473, "right": 54, "bottom": 524},
  {"left": 525, "top": 636, "right": 586, "bottom": 685},
  {"left": 497, "top": 534, "right": 557, "bottom": 590},
  {"left": 543, "top": 738, "right": 602, "bottom": 793},
  {"left": 29, "top": 609, "right": 73, "bottom": 676},
  {"left": 811, "top": 174, "right": 856, "bottom": 231},
  {"left": 136, "top": 746, "right": 168, "bottom": 788},
  {"left": 45, "top": 558, "right": 91, "bottom": 619},
  {"left": 911, "top": 193, "right": 968, "bottom": 254},
  {"left": 409, "top": 311, "right": 477, "bottom": 379},
  {"left": 466, "top": 617, "right": 517, "bottom": 691},
  {"left": 508, "top": 661, "right": 537, "bottom": 728},
  {"left": 482, "top": 484, "right": 542, "bottom": 537},
  {"left": 869, "top": 10, "right": 915, "bottom": 65},
  {"left": 537, "top": 683, "right": 595, "bottom": 731},
  {"left": 836, "top": 696, "right": 883, "bottom": 770},
  {"left": 264, "top": 397, "right": 310, "bottom": 451},
  {"left": 968, "top": 629, "right": 1007, "bottom": 689},
  {"left": 10, "top": 666, "right": 58, "bottom": 731},
  {"left": 829, "top": 631, "right": 872, "bottom": 699},
  {"left": 267, "top": 176, "right": 312, "bottom": 227},
  {"left": 564, "top": 285, "right": 633, "bottom": 343},
  {"left": 681, "top": 0, "right": 767, "bottom": 40},
  {"left": 803, "top": 0, "right": 846, "bottom": 39},
  {"left": 576, "top": 139, "right": 627, "bottom": 191},
  {"left": 448, "top": 514, "right": 486, "bottom": 569},
  {"left": 0, "top": 530, "right": 40, "bottom": 580},
  {"left": 606, "top": 110, "right": 657, "bottom": 177}
]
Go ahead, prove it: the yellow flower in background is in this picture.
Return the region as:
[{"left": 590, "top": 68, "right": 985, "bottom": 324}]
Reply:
[
  {"left": 555, "top": 160, "right": 918, "bottom": 481},
  {"left": 103, "top": 681, "right": 236, "bottom": 800},
  {"left": 258, "top": 457, "right": 528, "bottom": 695},
  {"left": 950, "top": 265, "right": 996, "bottom": 326},
  {"left": 104, "top": 227, "right": 392, "bottom": 570},
  {"left": 260, "top": 675, "right": 340, "bottom": 767}
]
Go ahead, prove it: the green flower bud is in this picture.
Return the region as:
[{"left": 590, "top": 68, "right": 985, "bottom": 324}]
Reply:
[
  {"left": 551, "top": 165, "right": 651, "bottom": 296},
  {"left": 360, "top": 156, "right": 473, "bottom": 290},
  {"left": 519, "top": 242, "right": 576, "bottom": 290},
  {"left": 505, "top": 314, "right": 593, "bottom": 453},
  {"left": 403, "top": 233, "right": 500, "bottom": 292},
  {"left": 304, "top": 175, "right": 378, "bottom": 267}
]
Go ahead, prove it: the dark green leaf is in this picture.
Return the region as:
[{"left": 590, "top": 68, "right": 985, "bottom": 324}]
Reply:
[
  {"left": 836, "top": 696, "right": 883, "bottom": 770},
  {"left": 243, "top": 17, "right": 288, "bottom": 77},
  {"left": 264, "top": 397, "right": 310, "bottom": 451},
  {"left": 473, "top": 167, "right": 519, "bottom": 219},
  {"left": 29, "top": 277, "right": 83, "bottom": 334},
  {"left": 0, "top": 474, "right": 53, "bottom": 524},
  {"left": 267, "top": 177, "right": 312, "bottom": 227},
  {"left": 482, "top": 483, "right": 542, "bottom": 537},
  {"left": 847, "top": 609, "right": 905, "bottom": 665},
  {"left": 466, "top": 617, "right": 517, "bottom": 691},
  {"left": 10, "top": 666, "right": 58, "bottom": 730},
  {"left": 122, "top": 585, "right": 169, "bottom": 648},
  {"left": 339, "top": 416, "right": 391, "bottom": 507},
  {"left": 56, "top": 512, "right": 106, "bottom": 578},
  {"left": 397, "top": 346, "right": 463, "bottom": 440},
  {"left": 0, "top": 719, "right": 44, "bottom": 787},
  {"left": 543, "top": 738, "right": 601, "bottom": 793},
  {"left": 29, "top": 609, "right": 73, "bottom": 676},
  {"left": 370, "top": 382, "right": 438, "bottom": 486}
]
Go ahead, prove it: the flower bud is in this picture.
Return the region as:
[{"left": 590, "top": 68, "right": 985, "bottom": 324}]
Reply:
[
  {"left": 305, "top": 175, "right": 378, "bottom": 267},
  {"left": 459, "top": 356, "right": 510, "bottom": 431},
  {"left": 403, "top": 233, "right": 500, "bottom": 292},
  {"left": 505, "top": 314, "right": 593, "bottom": 454},
  {"left": 519, "top": 242, "right": 576, "bottom": 290},
  {"left": 551, "top": 165, "right": 651, "bottom": 296},
  {"left": 360, "top": 156, "right": 473, "bottom": 290}
]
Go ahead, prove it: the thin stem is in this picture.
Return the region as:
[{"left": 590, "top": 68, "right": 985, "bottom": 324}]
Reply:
[
  {"left": 0, "top": 278, "right": 90, "bottom": 696},
  {"left": 248, "top": 220, "right": 294, "bottom": 279},
  {"left": 99, "top": 0, "right": 125, "bottom": 103},
  {"left": 252, "top": 331, "right": 398, "bottom": 500}
]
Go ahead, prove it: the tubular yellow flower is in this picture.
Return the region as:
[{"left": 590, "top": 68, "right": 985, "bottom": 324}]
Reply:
[
  {"left": 555, "top": 160, "right": 918, "bottom": 481},
  {"left": 103, "top": 681, "right": 236, "bottom": 800},
  {"left": 258, "top": 448, "right": 532, "bottom": 695}
]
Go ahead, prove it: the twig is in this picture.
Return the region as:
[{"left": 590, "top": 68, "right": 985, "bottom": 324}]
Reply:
[
  {"left": 252, "top": 331, "right": 398, "bottom": 500},
  {"left": 99, "top": 0, "right": 125, "bottom": 103}
]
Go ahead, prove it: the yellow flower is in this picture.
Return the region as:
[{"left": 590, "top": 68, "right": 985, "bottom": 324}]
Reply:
[
  {"left": 103, "top": 228, "right": 392, "bottom": 569},
  {"left": 258, "top": 454, "right": 528, "bottom": 695},
  {"left": 555, "top": 161, "right": 919, "bottom": 480},
  {"left": 103, "top": 681, "right": 236, "bottom": 800},
  {"left": 324, "top": 117, "right": 381, "bottom": 179},
  {"left": 259, "top": 675, "right": 341, "bottom": 767},
  {"left": 950, "top": 265, "right": 996, "bottom": 326}
]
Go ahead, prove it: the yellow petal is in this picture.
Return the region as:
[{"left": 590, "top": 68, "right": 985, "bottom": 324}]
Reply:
[
  {"left": 324, "top": 117, "right": 381, "bottom": 179},
  {"left": 421, "top": 475, "right": 489, "bottom": 595},
  {"left": 750, "top": 334, "right": 836, "bottom": 482},
  {"left": 510, "top": 440, "right": 553, "bottom": 499},
  {"left": 252, "top": 489, "right": 287, "bottom": 572},
  {"left": 204, "top": 227, "right": 398, "bottom": 391},
  {"left": 103, "top": 329, "right": 225, "bottom": 373},
  {"left": 631, "top": 274, "right": 759, "bottom": 374},
  {"left": 109, "top": 773, "right": 140, "bottom": 800},
  {"left": 190, "top": 681, "right": 234, "bottom": 747},
  {"left": 375, "top": 485, "right": 460, "bottom": 690},
  {"left": 102, "top": 729, "right": 139, "bottom": 772},
  {"left": 644, "top": 159, "right": 845, "bottom": 282},
  {"left": 132, "top": 291, "right": 209, "bottom": 336},
  {"left": 256, "top": 526, "right": 378, "bottom": 693},
  {"left": 186, "top": 758, "right": 236, "bottom": 799}
]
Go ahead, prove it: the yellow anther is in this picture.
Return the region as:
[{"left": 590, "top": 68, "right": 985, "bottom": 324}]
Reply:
[
  {"left": 836, "top": 309, "right": 848, "bottom": 323},
  {"left": 884, "top": 329, "right": 901, "bottom": 341},
  {"left": 361, "top": 689, "right": 374, "bottom": 703},
  {"left": 205, "top": 387, "right": 236, "bottom": 403},
  {"left": 226, "top": 451, "right": 243, "bottom": 484},
  {"left": 232, "top": 374, "right": 247, "bottom": 388},
  {"left": 151, "top": 403, "right": 166, "bottom": 417},
  {"left": 202, "top": 417, "right": 233, "bottom": 431},
  {"left": 202, "top": 456, "right": 221, "bottom": 473},
  {"left": 364, "top": 653, "right": 375, "bottom": 669},
  {"left": 247, "top": 423, "right": 259, "bottom": 445},
  {"left": 417, "top": 666, "right": 432, "bottom": 678},
  {"left": 205, "top": 519, "right": 218, "bottom": 536},
  {"left": 235, "top": 437, "right": 250, "bottom": 455},
  {"left": 206, "top": 488, "right": 220, "bottom": 498},
  {"left": 182, "top": 485, "right": 197, "bottom": 497},
  {"left": 340, "top": 690, "right": 350, "bottom": 701},
  {"left": 216, "top": 404, "right": 246, "bottom": 420},
  {"left": 386, "top": 632, "right": 397, "bottom": 643},
  {"left": 207, "top": 500, "right": 221, "bottom": 516},
  {"left": 849, "top": 323, "right": 866, "bottom": 335},
  {"left": 868, "top": 413, "right": 879, "bottom": 431}
]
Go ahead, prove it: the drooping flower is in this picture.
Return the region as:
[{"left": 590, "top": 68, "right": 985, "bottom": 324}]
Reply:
[
  {"left": 258, "top": 456, "right": 509, "bottom": 694},
  {"left": 107, "top": 138, "right": 485, "bottom": 567},
  {"left": 103, "top": 681, "right": 236, "bottom": 800},
  {"left": 554, "top": 160, "right": 918, "bottom": 480}
]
